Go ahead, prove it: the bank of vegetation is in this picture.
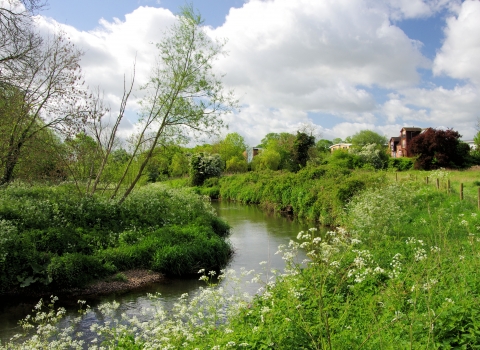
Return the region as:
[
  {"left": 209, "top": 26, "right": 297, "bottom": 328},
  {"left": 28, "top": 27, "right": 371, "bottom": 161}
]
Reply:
[
  {"left": 4, "top": 169, "right": 480, "bottom": 349},
  {"left": 0, "top": 183, "right": 231, "bottom": 295}
]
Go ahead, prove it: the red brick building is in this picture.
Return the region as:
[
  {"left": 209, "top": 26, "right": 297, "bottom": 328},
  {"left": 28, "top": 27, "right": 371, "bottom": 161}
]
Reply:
[{"left": 390, "top": 127, "right": 422, "bottom": 158}]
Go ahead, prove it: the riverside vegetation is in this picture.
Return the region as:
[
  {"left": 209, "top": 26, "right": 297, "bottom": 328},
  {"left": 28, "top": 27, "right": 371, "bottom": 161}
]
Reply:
[
  {"left": 0, "top": 183, "right": 231, "bottom": 294},
  {"left": 3, "top": 167, "right": 480, "bottom": 349}
]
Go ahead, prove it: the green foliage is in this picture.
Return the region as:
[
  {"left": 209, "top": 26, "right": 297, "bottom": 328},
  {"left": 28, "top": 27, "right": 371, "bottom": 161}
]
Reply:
[
  {"left": 251, "top": 148, "right": 281, "bottom": 171},
  {"left": 292, "top": 131, "right": 315, "bottom": 171},
  {"left": 0, "top": 183, "right": 231, "bottom": 293},
  {"left": 388, "top": 157, "right": 414, "bottom": 171},
  {"left": 218, "top": 132, "right": 247, "bottom": 163},
  {"left": 316, "top": 139, "right": 333, "bottom": 153},
  {"left": 7, "top": 174, "right": 480, "bottom": 349},
  {"left": 349, "top": 143, "right": 388, "bottom": 169},
  {"left": 327, "top": 149, "right": 363, "bottom": 169},
  {"left": 189, "top": 153, "right": 222, "bottom": 186},
  {"left": 219, "top": 164, "right": 384, "bottom": 224},
  {"left": 350, "top": 129, "right": 387, "bottom": 148},
  {"left": 225, "top": 155, "right": 248, "bottom": 173}
]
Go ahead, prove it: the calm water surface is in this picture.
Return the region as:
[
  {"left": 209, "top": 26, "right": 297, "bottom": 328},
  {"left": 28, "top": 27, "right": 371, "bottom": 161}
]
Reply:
[{"left": 0, "top": 201, "right": 317, "bottom": 344}]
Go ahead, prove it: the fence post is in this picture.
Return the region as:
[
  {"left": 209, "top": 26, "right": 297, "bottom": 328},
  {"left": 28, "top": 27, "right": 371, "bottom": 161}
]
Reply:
[
  {"left": 460, "top": 183, "right": 464, "bottom": 200},
  {"left": 436, "top": 178, "right": 439, "bottom": 190},
  {"left": 395, "top": 172, "right": 398, "bottom": 182},
  {"left": 426, "top": 177, "right": 429, "bottom": 185}
]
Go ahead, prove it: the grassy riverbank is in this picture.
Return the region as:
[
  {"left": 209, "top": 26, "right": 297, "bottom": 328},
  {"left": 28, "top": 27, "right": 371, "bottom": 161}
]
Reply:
[
  {"left": 0, "top": 183, "right": 231, "bottom": 295},
  {"left": 205, "top": 165, "right": 386, "bottom": 225},
  {"left": 3, "top": 169, "right": 480, "bottom": 349}
]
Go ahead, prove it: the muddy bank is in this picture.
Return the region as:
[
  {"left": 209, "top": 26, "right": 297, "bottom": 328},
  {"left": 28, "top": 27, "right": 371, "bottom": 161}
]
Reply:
[{"left": 1, "top": 270, "right": 166, "bottom": 301}]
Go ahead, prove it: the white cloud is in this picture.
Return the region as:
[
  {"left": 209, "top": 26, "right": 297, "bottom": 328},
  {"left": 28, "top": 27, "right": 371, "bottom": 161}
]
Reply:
[
  {"left": 211, "top": 0, "right": 428, "bottom": 117},
  {"left": 433, "top": 1, "right": 480, "bottom": 86},
  {"left": 29, "top": 0, "right": 477, "bottom": 146}
]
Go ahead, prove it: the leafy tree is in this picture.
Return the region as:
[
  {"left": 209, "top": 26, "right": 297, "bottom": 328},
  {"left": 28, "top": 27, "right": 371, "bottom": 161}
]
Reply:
[
  {"left": 111, "top": 5, "right": 236, "bottom": 203},
  {"left": 64, "top": 133, "right": 101, "bottom": 181},
  {"left": 350, "top": 130, "right": 387, "bottom": 148},
  {"left": 252, "top": 148, "right": 281, "bottom": 171},
  {"left": 332, "top": 137, "right": 343, "bottom": 145},
  {"left": 408, "top": 128, "right": 470, "bottom": 170},
  {"left": 218, "top": 132, "right": 246, "bottom": 164},
  {"left": 169, "top": 152, "right": 189, "bottom": 177},
  {"left": 189, "top": 153, "right": 222, "bottom": 186},
  {"left": 225, "top": 156, "right": 248, "bottom": 173},
  {"left": 292, "top": 131, "right": 315, "bottom": 171},
  {"left": 316, "top": 139, "right": 333, "bottom": 153},
  {"left": 259, "top": 132, "right": 296, "bottom": 171}
]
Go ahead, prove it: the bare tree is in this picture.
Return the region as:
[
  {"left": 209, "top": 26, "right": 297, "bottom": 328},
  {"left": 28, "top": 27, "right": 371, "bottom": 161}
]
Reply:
[
  {"left": 0, "top": 31, "right": 97, "bottom": 185},
  {"left": 0, "top": 0, "right": 45, "bottom": 83}
]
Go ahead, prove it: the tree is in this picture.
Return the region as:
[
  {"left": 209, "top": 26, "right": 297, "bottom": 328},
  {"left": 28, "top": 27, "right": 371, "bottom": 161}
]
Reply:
[
  {"left": 218, "top": 132, "right": 246, "bottom": 164},
  {"left": 350, "top": 130, "right": 387, "bottom": 148},
  {"left": 408, "top": 128, "right": 470, "bottom": 170},
  {"left": 316, "top": 139, "right": 333, "bottom": 153},
  {"left": 258, "top": 132, "right": 296, "bottom": 171},
  {"left": 252, "top": 148, "right": 281, "bottom": 171},
  {"left": 189, "top": 153, "right": 222, "bottom": 186},
  {"left": 292, "top": 131, "right": 315, "bottom": 171},
  {"left": 0, "top": 31, "right": 92, "bottom": 185},
  {"left": 0, "top": 0, "right": 44, "bottom": 82},
  {"left": 332, "top": 137, "right": 343, "bottom": 145},
  {"left": 111, "top": 5, "right": 236, "bottom": 203}
]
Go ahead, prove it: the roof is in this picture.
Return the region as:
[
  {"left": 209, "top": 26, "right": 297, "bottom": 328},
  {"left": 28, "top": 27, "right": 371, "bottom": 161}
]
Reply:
[
  {"left": 329, "top": 143, "right": 352, "bottom": 149},
  {"left": 389, "top": 137, "right": 400, "bottom": 142},
  {"left": 401, "top": 127, "right": 422, "bottom": 132}
]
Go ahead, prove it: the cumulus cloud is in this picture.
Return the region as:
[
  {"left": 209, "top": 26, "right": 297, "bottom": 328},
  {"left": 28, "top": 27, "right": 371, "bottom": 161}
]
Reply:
[
  {"left": 211, "top": 0, "right": 428, "bottom": 116},
  {"left": 29, "top": 0, "right": 478, "bottom": 145},
  {"left": 433, "top": 1, "right": 480, "bottom": 85}
]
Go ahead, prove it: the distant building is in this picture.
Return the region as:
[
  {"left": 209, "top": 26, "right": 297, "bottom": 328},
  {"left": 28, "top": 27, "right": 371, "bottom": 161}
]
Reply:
[
  {"left": 243, "top": 147, "right": 262, "bottom": 162},
  {"left": 329, "top": 143, "right": 352, "bottom": 152},
  {"left": 390, "top": 127, "right": 422, "bottom": 157},
  {"left": 463, "top": 140, "right": 477, "bottom": 150}
]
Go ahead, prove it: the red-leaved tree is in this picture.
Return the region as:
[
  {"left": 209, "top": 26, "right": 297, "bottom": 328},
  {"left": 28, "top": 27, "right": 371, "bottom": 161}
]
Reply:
[{"left": 408, "top": 128, "right": 470, "bottom": 170}]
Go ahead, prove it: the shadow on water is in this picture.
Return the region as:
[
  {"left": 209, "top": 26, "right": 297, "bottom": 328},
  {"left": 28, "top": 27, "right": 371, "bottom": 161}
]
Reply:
[{"left": 0, "top": 201, "right": 324, "bottom": 344}]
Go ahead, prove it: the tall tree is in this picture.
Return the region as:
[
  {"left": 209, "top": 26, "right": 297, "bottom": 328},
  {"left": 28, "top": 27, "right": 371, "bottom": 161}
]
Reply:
[
  {"left": 112, "top": 5, "right": 236, "bottom": 203},
  {"left": 0, "top": 30, "right": 94, "bottom": 185},
  {"left": 292, "top": 131, "right": 315, "bottom": 171},
  {"left": 408, "top": 128, "right": 470, "bottom": 170},
  {"left": 218, "top": 132, "right": 246, "bottom": 163}
]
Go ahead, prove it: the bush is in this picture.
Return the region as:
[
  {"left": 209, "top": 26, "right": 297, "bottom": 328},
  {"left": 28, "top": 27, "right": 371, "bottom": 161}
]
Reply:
[
  {"left": 388, "top": 157, "right": 414, "bottom": 171},
  {"left": 189, "top": 153, "right": 222, "bottom": 186}
]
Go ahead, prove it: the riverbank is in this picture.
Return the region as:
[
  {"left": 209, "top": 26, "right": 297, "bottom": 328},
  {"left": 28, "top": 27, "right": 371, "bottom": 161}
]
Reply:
[{"left": 0, "top": 183, "right": 232, "bottom": 296}]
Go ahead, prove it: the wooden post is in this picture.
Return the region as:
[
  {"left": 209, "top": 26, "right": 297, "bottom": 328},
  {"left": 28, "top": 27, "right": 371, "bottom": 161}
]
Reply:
[
  {"left": 460, "top": 183, "right": 464, "bottom": 200},
  {"left": 426, "top": 177, "right": 429, "bottom": 185},
  {"left": 395, "top": 173, "right": 398, "bottom": 182},
  {"left": 436, "top": 178, "right": 439, "bottom": 190},
  {"left": 478, "top": 187, "right": 480, "bottom": 210},
  {"left": 447, "top": 180, "right": 450, "bottom": 194}
]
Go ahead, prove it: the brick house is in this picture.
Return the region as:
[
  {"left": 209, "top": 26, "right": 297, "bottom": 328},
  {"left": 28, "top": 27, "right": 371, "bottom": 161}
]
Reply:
[{"left": 390, "top": 127, "right": 422, "bottom": 157}]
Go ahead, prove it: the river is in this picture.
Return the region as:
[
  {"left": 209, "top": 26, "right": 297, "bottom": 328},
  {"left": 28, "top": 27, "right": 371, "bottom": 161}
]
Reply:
[{"left": 0, "top": 201, "right": 317, "bottom": 345}]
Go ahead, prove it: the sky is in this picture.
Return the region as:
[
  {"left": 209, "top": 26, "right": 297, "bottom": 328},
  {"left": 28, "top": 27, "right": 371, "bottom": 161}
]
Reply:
[{"left": 31, "top": 0, "right": 480, "bottom": 146}]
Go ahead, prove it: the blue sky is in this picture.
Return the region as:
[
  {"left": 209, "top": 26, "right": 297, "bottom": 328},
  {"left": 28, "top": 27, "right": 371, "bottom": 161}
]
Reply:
[{"left": 35, "top": 0, "right": 480, "bottom": 145}]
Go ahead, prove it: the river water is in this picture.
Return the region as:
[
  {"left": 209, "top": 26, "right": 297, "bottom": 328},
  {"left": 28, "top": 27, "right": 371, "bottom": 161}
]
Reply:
[{"left": 0, "top": 201, "right": 317, "bottom": 344}]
